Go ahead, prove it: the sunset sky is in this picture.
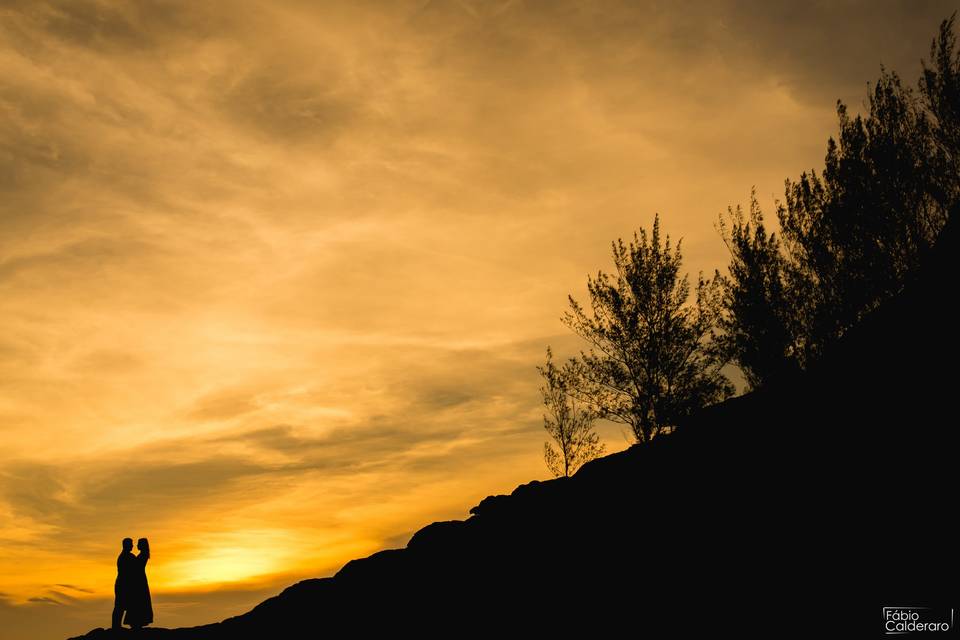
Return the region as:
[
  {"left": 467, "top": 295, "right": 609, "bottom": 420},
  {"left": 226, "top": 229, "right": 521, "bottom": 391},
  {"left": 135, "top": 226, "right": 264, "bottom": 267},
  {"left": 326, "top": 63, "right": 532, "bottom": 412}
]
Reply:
[{"left": 1, "top": 1, "right": 954, "bottom": 638}]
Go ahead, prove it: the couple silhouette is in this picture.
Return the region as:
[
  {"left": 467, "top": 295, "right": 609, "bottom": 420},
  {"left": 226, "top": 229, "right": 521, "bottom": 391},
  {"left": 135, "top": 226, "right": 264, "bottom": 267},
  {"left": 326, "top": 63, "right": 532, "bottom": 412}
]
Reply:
[{"left": 111, "top": 537, "right": 153, "bottom": 630}]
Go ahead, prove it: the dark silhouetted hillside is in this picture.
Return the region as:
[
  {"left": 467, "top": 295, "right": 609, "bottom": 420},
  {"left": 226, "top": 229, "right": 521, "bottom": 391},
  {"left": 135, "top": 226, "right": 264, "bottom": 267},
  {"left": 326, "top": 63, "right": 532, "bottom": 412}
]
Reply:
[{"left": 69, "top": 219, "right": 958, "bottom": 638}]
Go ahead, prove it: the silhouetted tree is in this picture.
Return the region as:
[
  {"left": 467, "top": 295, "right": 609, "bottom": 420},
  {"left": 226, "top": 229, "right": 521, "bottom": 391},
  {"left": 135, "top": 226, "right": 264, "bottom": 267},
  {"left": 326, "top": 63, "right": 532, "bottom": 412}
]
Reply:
[
  {"left": 537, "top": 346, "right": 604, "bottom": 478},
  {"left": 719, "top": 16, "right": 958, "bottom": 387},
  {"left": 922, "top": 13, "right": 960, "bottom": 207},
  {"left": 563, "top": 215, "right": 733, "bottom": 443},
  {"left": 716, "top": 191, "right": 799, "bottom": 390},
  {"left": 780, "top": 70, "right": 944, "bottom": 359}
]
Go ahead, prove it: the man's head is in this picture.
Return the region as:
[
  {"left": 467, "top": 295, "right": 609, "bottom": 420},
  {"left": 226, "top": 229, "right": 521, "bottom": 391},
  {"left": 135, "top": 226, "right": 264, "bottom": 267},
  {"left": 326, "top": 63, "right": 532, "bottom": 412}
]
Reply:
[{"left": 122, "top": 538, "right": 133, "bottom": 552}]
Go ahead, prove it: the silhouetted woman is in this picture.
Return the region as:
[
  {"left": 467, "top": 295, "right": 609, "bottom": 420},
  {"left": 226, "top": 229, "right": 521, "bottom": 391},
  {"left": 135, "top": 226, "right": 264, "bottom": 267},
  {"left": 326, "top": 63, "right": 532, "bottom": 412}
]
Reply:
[{"left": 123, "top": 538, "right": 153, "bottom": 629}]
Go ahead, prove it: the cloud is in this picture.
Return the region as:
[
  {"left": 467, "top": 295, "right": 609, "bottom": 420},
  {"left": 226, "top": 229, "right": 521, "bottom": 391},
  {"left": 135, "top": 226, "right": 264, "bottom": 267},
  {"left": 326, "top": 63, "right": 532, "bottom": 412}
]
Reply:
[
  {"left": 0, "top": 464, "right": 70, "bottom": 522},
  {"left": 0, "top": 235, "right": 163, "bottom": 284},
  {"left": 217, "top": 62, "right": 364, "bottom": 145},
  {"left": 187, "top": 386, "right": 263, "bottom": 423},
  {"left": 67, "top": 349, "right": 144, "bottom": 375},
  {"left": 713, "top": 0, "right": 957, "bottom": 106},
  {"left": 0, "top": 335, "right": 551, "bottom": 554},
  {"left": 53, "top": 584, "right": 94, "bottom": 594},
  {"left": 5, "top": 0, "right": 234, "bottom": 53}
]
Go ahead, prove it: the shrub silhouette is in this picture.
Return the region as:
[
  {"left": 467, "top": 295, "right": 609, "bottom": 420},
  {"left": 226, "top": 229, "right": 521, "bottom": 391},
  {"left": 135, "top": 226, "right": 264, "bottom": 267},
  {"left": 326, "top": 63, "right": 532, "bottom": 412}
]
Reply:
[{"left": 537, "top": 346, "right": 605, "bottom": 477}]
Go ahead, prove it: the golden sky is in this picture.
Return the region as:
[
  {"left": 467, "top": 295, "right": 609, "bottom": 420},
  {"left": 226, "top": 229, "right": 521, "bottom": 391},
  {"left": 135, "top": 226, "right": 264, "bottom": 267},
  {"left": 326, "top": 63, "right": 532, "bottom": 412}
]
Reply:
[{"left": 0, "top": 1, "right": 954, "bottom": 637}]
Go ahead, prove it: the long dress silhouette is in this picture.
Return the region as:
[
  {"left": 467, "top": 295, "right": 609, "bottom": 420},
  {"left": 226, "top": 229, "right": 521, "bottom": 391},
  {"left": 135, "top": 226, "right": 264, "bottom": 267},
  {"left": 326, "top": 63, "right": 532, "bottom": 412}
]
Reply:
[{"left": 123, "top": 538, "right": 153, "bottom": 629}]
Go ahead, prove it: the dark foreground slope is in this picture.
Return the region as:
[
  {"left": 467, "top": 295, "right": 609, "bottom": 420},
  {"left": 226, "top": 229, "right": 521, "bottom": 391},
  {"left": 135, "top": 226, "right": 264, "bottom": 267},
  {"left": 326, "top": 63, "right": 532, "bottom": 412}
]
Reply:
[{"left": 71, "top": 221, "right": 958, "bottom": 638}]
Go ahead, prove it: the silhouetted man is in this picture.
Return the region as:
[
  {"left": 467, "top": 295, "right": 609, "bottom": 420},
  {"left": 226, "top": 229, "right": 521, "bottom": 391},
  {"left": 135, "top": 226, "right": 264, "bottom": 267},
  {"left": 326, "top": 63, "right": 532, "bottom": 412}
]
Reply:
[{"left": 112, "top": 538, "right": 136, "bottom": 629}]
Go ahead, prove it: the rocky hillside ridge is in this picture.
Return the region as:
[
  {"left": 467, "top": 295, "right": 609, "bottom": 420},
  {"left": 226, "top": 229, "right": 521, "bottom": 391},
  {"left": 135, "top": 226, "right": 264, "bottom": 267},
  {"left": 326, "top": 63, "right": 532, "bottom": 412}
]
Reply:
[{"left": 69, "top": 218, "right": 958, "bottom": 638}]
